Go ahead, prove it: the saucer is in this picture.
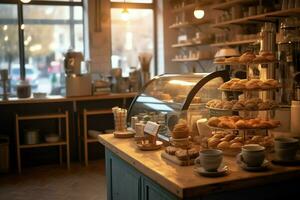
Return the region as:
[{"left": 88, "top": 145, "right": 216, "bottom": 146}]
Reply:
[
  {"left": 272, "top": 154, "right": 300, "bottom": 166},
  {"left": 194, "top": 164, "right": 229, "bottom": 177},
  {"left": 237, "top": 154, "right": 270, "bottom": 172}
]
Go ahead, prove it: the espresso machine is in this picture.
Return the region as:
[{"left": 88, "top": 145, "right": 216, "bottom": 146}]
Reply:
[
  {"left": 278, "top": 17, "right": 300, "bottom": 104},
  {"left": 64, "top": 49, "right": 91, "bottom": 97}
]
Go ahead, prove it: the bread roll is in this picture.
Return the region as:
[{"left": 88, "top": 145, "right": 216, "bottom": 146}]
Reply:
[
  {"left": 217, "top": 141, "right": 230, "bottom": 150},
  {"left": 230, "top": 142, "right": 243, "bottom": 149},
  {"left": 208, "top": 137, "right": 221, "bottom": 148},
  {"left": 207, "top": 117, "right": 221, "bottom": 127}
]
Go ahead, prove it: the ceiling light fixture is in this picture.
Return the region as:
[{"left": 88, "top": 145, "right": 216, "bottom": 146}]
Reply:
[
  {"left": 193, "top": 0, "right": 205, "bottom": 19},
  {"left": 20, "top": 0, "right": 31, "bottom": 3},
  {"left": 121, "top": 0, "right": 130, "bottom": 21}
]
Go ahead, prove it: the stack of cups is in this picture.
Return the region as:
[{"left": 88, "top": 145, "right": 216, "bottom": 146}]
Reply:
[{"left": 112, "top": 107, "right": 127, "bottom": 132}]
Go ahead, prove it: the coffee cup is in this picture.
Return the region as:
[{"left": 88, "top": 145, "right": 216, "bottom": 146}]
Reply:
[
  {"left": 241, "top": 144, "right": 265, "bottom": 167},
  {"left": 194, "top": 149, "right": 223, "bottom": 172},
  {"left": 274, "top": 137, "right": 299, "bottom": 161}
]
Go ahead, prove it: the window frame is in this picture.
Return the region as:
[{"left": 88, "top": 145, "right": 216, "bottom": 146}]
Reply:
[
  {"left": 0, "top": 0, "right": 84, "bottom": 88},
  {"left": 110, "top": 0, "right": 158, "bottom": 75}
]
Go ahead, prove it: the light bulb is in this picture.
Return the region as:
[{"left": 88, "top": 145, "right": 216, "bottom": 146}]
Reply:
[
  {"left": 121, "top": 8, "right": 130, "bottom": 21},
  {"left": 20, "top": 0, "right": 31, "bottom": 3},
  {"left": 194, "top": 9, "right": 205, "bottom": 19}
]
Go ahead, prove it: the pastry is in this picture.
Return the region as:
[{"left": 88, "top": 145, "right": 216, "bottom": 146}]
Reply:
[
  {"left": 214, "top": 57, "right": 225, "bottom": 63},
  {"left": 208, "top": 137, "right": 221, "bottom": 148},
  {"left": 253, "top": 55, "right": 268, "bottom": 63},
  {"left": 230, "top": 81, "right": 246, "bottom": 90},
  {"left": 259, "top": 51, "right": 276, "bottom": 61},
  {"left": 165, "top": 146, "right": 179, "bottom": 155},
  {"left": 232, "top": 102, "right": 244, "bottom": 110},
  {"left": 218, "top": 121, "right": 236, "bottom": 129},
  {"left": 172, "top": 122, "right": 189, "bottom": 139},
  {"left": 230, "top": 142, "right": 243, "bottom": 149},
  {"left": 235, "top": 120, "right": 250, "bottom": 129},
  {"left": 160, "top": 93, "right": 172, "bottom": 101},
  {"left": 225, "top": 56, "right": 240, "bottom": 63},
  {"left": 230, "top": 115, "right": 242, "bottom": 122},
  {"left": 217, "top": 141, "right": 230, "bottom": 150},
  {"left": 175, "top": 148, "right": 199, "bottom": 160},
  {"left": 220, "top": 78, "right": 240, "bottom": 89},
  {"left": 239, "top": 51, "right": 256, "bottom": 63},
  {"left": 223, "top": 101, "right": 234, "bottom": 109},
  {"left": 245, "top": 79, "right": 262, "bottom": 90},
  {"left": 192, "top": 97, "right": 201, "bottom": 104},
  {"left": 207, "top": 117, "right": 221, "bottom": 127},
  {"left": 245, "top": 102, "right": 258, "bottom": 110}
]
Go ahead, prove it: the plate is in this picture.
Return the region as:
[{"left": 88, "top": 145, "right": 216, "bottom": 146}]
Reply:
[
  {"left": 194, "top": 164, "right": 229, "bottom": 177},
  {"left": 237, "top": 153, "right": 270, "bottom": 172},
  {"left": 137, "top": 141, "right": 163, "bottom": 151},
  {"left": 114, "top": 131, "right": 135, "bottom": 138}
]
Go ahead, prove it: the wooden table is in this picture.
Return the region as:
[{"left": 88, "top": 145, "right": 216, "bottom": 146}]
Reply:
[{"left": 99, "top": 134, "right": 300, "bottom": 200}]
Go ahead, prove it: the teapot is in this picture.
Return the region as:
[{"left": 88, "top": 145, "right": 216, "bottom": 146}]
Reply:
[{"left": 64, "top": 49, "right": 84, "bottom": 75}]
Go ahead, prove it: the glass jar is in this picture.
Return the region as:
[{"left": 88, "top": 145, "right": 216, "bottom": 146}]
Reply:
[{"left": 17, "top": 80, "right": 31, "bottom": 98}]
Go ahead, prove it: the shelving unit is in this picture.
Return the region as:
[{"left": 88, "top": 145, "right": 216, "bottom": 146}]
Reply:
[
  {"left": 172, "top": 41, "right": 210, "bottom": 48},
  {"left": 212, "top": 8, "right": 300, "bottom": 28},
  {"left": 79, "top": 109, "right": 113, "bottom": 166},
  {"left": 211, "top": 0, "right": 256, "bottom": 10},
  {"left": 210, "top": 39, "right": 258, "bottom": 47},
  {"left": 15, "top": 111, "right": 70, "bottom": 173},
  {"left": 169, "top": 19, "right": 211, "bottom": 29}
]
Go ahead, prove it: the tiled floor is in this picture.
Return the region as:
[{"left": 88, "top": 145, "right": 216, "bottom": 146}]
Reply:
[{"left": 0, "top": 160, "right": 107, "bottom": 200}]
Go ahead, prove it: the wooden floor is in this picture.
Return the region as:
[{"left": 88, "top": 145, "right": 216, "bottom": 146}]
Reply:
[{"left": 0, "top": 160, "right": 107, "bottom": 200}]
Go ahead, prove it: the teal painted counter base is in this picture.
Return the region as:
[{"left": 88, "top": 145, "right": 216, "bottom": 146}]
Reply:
[
  {"left": 105, "top": 149, "right": 178, "bottom": 200},
  {"left": 105, "top": 148, "right": 300, "bottom": 200}
]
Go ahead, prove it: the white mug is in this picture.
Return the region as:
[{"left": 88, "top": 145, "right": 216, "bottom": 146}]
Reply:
[
  {"left": 241, "top": 144, "right": 265, "bottom": 167},
  {"left": 195, "top": 149, "right": 223, "bottom": 172}
]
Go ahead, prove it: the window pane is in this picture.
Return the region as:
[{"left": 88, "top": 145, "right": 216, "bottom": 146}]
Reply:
[
  {"left": 0, "top": 4, "right": 19, "bottom": 97},
  {"left": 111, "top": 0, "right": 153, "bottom": 3},
  {"left": 23, "top": 5, "right": 70, "bottom": 20},
  {"left": 111, "top": 8, "right": 154, "bottom": 77},
  {"left": 23, "top": 5, "right": 83, "bottom": 95}
]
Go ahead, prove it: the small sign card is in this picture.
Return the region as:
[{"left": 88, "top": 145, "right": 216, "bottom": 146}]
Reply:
[{"left": 144, "top": 121, "right": 160, "bottom": 137}]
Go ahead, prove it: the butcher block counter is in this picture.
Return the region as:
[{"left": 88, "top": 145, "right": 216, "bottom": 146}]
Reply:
[{"left": 98, "top": 134, "right": 300, "bottom": 200}]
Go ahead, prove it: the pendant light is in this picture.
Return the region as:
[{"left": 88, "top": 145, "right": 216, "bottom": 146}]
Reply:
[
  {"left": 194, "top": 0, "right": 205, "bottom": 19},
  {"left": 121, "top": 0, "right": 130, "bottom": 21},
  {"left": 20, "top": 0, "right": 31, "bottom": 3}
]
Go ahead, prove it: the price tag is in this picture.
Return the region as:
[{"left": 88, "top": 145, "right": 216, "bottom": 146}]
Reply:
[{"left": 144, "top": 121, "right": 160, "bottom": 136}]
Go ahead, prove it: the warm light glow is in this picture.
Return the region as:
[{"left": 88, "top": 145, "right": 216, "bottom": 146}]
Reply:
[
  {"left": 194, "top": 9, "right": 205, "bottom": 19},
  {"left": 29, "top": 44, "right": 42, "bottom": 52},
  {"left": 3, "top": 25, "right": 7, "bottom": 31},
  {"left": 121, "top": 8, "right": 130, "bottom": 21},
  {"left": 4, "top": 36, "right": 8, "bottom": 41},
  {"left": 169, "top": 80, "right": 196, "bottom": 86},
  {"left": 20, "top": 0, "right": 31, "bottom": 3},
  {"left": 21, "top": 24, "right": 25, "bottom": 30}
]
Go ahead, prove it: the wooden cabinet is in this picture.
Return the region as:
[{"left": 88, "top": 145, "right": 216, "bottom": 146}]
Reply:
[{"left": 105, "top": 149, "right": 178, "bottom": 200}]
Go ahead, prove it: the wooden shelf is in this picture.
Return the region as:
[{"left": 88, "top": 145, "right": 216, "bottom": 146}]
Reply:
[
  {"left": 19, "top": 141, "right": 67, "bottom": 149},
  {"left": 212, "top": 0, "right": 256, "bottom": 10},
  {"left": 84, "top": 109, "right": 112, "bottom": 116},
  {"left": 172, "top": 58, "right": 213, "bottom": 62},
  {"left": 172, "top": 41, "right": 210, "bottom": 48},
  {"left": 210, "top": 39, "right": 258, "bottom": 47},
  {"left": 212, "top": 8, "right": 300, "bottom": 28},
  {"left": 172, "top": 1, "right": 213, "bottom": 13},
  {"left": 169, "top": 19, "right": 211, "bottom": 29},
  {"left": 17, "top": 113, "right": 66, "bottom": 120}
]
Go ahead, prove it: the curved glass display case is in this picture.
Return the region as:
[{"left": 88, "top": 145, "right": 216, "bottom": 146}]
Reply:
[{"left": 127, "top": 70, "right": 230, "bottom": 140}]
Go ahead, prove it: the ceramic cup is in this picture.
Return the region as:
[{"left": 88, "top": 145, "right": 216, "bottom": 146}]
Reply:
[
  {"left": 194, "top": 149, "right": 223, "bottom": 172},
  {"left": 241, "top": 144, "right": 265, "bottom": 167},
  {"left": 274, "top": 137, "right": 299, "bottom": 161}
]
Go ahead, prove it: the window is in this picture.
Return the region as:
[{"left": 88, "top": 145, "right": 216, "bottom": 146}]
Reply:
[
  {"left": 0, "top": 1, "right": 84, "bottom": 96},
  {"left": 110, "top": 0, "right": 155, "bottom": 77}
]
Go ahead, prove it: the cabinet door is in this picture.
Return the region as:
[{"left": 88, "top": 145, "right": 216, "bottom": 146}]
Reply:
[
  {"left": 143, "top": 177, "right": 178, "bottom": 200},
  {"left": 106, "top": 149, "right": 141, "bottom": 200}
]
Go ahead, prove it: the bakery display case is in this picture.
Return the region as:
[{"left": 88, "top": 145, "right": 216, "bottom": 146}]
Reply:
[{"left": 127, "top": 70, "right": 230, "bottom": 140}]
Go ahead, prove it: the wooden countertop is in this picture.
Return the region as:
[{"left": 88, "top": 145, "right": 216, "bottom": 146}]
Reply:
[
  {"left": 98, "top": 134, "right": 300, "bottom": 199},
  {"left": 0, "top": 93, "right": 136, "bottom": 105}
]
